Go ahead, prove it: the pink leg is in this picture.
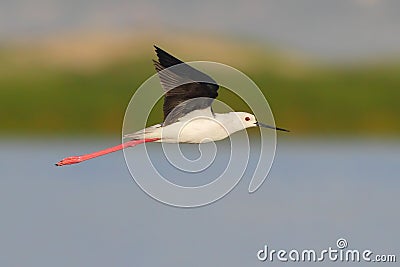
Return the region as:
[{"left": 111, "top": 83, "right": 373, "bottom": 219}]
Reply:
[{"left": 55, "top": 138, "right": 160, "bottom": 166}]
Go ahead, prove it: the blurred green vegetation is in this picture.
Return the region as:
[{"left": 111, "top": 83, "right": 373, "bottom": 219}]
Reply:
[{"left": 1, "top": 40, "right": 400, "bottom": 136}]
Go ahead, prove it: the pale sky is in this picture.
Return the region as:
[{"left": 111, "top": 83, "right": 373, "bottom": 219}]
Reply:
[{"left": 1, "top": 0, "right": 400, "bottom": 59}]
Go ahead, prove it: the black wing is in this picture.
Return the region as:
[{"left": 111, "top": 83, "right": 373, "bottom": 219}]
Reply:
[{"left": 153, "top": 46, "right": 219, "bottom": 125}]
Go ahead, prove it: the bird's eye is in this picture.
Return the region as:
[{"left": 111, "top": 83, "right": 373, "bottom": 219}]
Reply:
[{"left": 245, "top": 117, "right": 251, "bottom": 121}]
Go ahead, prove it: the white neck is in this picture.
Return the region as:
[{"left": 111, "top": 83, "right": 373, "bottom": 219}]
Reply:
[{"left": 214, "top": 112, "right": 248, "bottom": 135}]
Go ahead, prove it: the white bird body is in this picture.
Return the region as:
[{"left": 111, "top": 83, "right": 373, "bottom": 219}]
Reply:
[{"left": 125, "top": 110, "right": 257, "bottom": 143}]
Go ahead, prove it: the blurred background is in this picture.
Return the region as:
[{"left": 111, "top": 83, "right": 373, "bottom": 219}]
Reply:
[{"left": 1, "top": 0, "right": 399, "bottom": 266}]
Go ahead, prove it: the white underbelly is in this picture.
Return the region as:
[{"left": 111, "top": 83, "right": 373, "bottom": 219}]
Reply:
[{"left": 161, "top": 118, "right": 230, "bottom": 143}]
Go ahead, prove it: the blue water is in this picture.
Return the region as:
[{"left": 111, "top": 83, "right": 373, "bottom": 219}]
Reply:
[{"left": 0, "top": 138, "right": 399, "bottom": 266}]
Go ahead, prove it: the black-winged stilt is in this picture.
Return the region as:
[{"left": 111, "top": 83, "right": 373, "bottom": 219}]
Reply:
[{"left": 55, "top": 46, "right": 288, "bottom": 166}]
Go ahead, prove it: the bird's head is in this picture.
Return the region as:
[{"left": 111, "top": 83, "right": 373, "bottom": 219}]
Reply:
[{"left": 237, "top": 112, "right": 289, "bottom": 132}]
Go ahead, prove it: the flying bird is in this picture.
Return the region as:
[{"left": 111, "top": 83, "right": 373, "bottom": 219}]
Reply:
[{"left": 55, "top": 46, "right": 288, "bottom": 166}]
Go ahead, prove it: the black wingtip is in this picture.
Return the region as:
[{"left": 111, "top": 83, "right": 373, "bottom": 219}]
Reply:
[
  {"left": 153, "top": 45, "right": 184, "bottom": 68},
  {"left": 154, "top": 45, "right": 165, "bottom": 56},
  {"left": 153, "top": 45, "right": 161, "bottom": 58}
]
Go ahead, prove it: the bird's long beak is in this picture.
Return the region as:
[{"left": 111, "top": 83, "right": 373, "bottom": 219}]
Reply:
[{"left": 255, "top": 122, "right": 290, "bottom": 132}]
